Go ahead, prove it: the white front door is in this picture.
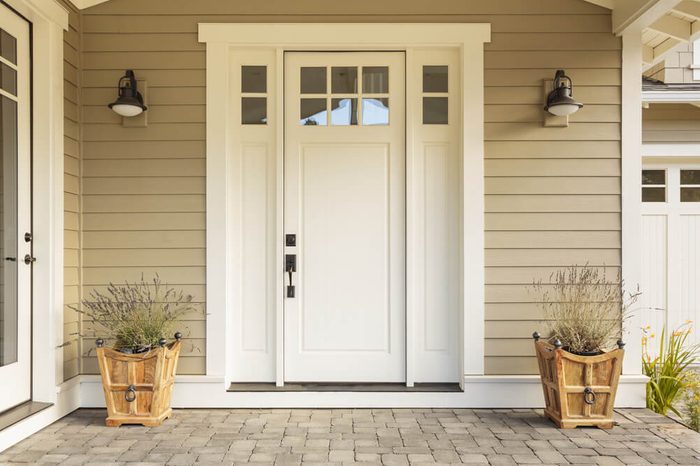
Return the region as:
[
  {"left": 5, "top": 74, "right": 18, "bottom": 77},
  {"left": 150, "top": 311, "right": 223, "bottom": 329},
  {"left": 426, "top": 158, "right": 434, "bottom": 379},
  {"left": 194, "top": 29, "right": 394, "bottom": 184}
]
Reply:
[
  {"left": 0, "top": 3, "right": 32, "bottom": 411},
  {"left": 284, "top": 52, "right": 406, "bottom": 382}
]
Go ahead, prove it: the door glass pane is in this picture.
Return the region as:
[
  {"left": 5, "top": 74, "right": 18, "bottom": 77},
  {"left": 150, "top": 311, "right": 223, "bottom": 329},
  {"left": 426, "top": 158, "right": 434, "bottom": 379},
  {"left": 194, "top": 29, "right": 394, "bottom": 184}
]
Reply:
[
  {"left": 300, "top": 98, "right": 327, "bottom": 126},
  {"left": 423, "top": 66, "right": 448, "bottom": 93},
  {"left": 0, "top": 62, "right": 17, "bottom": 95},
  {"left": 0, "top": 95, "right": 18, "bottom": 367},
  {"left": 642, "top": 170, "right": 665, "bottom": 185},
  {"left": 423, "top": 97, "right": 448, "bottom": 124},
  {"left": 681, "top": 170, "right": 700, "bottom": 185},
  {"left": 241, "top": 97, "right": 266, "bottom": 125},
  {"left": 241, "top": 66, "right": 266, "bottom": 93},
  {"left": 362, "top": 98, "right": 389, "bottom": 126},
  {"left": 642, "top": 187, "right": 665, "bottom": 202},
  {"left": 331, "top": 98, "right": 358, "bottom": 126},
  {"left": 0, "top": 30, "right": 16, "bottom": 65},
  {"left": 331, "top": 67, "right": 358, "bottom": 94},
  {"left": 362, "top": 67, "right": 388, "bottom": 94},
  {"left": 681, "top": 188, "right": 700, "bottom": 202},
  {"left": 301, "top": 67, "right": 326, "bottom": 94}
]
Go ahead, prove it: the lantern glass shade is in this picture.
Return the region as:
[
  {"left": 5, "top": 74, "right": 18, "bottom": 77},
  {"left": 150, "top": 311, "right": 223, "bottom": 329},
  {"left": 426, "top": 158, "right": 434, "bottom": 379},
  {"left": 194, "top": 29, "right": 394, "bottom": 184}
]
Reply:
[
  {"left": 108, "top": 69, "right": 147, "bottom": 117},
  {"left": 545, "top": 70, "right": 582, "bottom": 117}
]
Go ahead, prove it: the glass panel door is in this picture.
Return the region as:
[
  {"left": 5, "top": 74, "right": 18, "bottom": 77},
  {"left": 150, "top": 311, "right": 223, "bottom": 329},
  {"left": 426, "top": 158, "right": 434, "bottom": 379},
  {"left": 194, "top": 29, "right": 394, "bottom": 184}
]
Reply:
[{"left": 0, "top": 2, "right": 31, "bottom": 413}]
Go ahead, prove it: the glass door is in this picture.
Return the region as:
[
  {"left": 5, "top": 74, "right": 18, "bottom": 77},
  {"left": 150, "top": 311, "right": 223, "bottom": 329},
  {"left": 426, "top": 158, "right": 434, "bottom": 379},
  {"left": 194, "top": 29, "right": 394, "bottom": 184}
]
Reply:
[{"left": 0, "top": 2, "right": 32, "bottom": 412}]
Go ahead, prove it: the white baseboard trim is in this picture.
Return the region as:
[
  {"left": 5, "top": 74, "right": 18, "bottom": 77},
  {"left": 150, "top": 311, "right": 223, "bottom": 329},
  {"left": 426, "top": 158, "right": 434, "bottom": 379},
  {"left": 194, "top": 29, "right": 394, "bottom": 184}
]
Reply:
[
  {"left": 0, "top": 378, "right": 81, "bottom": 453},
  {"left": 79, "top": 374, "right": 648, "bottom": 409}
]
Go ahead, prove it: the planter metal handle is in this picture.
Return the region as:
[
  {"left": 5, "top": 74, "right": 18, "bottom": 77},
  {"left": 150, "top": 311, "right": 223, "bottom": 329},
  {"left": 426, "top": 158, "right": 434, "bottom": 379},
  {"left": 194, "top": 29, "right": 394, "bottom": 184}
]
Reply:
[
  {"left": 583, "top": 387, "right": 596, "bottom": 405},
  {"left": 125, "top": 385, "right": 137, "bottom": 403}
]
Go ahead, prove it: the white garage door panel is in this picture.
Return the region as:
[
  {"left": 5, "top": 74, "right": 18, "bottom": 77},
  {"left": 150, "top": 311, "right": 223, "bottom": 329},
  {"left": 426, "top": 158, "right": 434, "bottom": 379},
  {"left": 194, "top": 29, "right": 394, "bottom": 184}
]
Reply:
[
  {"left": 680, "top": 215, "right": 700, "bottom": 343},
  {"left": 640, "top": 214, "right": 667, "bottom": 353}
]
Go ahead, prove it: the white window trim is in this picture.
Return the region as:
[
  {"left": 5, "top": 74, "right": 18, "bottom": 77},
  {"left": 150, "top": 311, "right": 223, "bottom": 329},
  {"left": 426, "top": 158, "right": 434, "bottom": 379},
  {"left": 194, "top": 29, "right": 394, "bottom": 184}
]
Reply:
[
  {"left": 693, "top": 38, "right": 700, "bottom": 81},
  {"left": 198, "top": 23, "right": 490, "bottom": 387}
]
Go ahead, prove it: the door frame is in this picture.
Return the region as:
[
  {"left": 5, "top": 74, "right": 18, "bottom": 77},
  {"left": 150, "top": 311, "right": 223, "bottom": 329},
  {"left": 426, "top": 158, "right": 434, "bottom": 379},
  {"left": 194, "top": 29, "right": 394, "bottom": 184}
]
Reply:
[
  {"left": 200, "top": 23, "right": 490, "bottom": 389},
  {"left": 0, "top": 0, "right": 32, "bottom": 411},
  {"left": 1, "top": 0, "right": 67, "bottom": 405}
]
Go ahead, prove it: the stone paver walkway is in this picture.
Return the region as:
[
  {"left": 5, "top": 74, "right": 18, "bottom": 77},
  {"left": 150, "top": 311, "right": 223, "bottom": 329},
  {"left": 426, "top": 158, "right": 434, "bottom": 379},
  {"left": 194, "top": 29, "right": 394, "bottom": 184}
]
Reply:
[{"left": 1, "top": 408, "right": 700, "bottom": 465}]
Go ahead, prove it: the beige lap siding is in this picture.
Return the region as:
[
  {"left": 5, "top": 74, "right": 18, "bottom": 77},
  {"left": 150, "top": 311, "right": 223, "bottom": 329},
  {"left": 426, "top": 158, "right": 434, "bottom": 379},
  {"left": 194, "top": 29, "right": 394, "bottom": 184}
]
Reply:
[
  {"left": 80, "top": 0, "right": 621, "bottom": 376},
  {"left": 643, "top": 104, "right": 700, "bottom": 143},
  {"left": 62, "top": 1, "right": 81, "bottom": 381}
]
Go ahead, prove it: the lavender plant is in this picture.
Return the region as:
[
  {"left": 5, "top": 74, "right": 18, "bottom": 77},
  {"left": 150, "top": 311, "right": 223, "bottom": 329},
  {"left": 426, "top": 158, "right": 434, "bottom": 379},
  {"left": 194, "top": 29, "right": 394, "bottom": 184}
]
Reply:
[
  {"left": 531, "top": 266, "right": 640, "bottom": 354},
  {"left": 75, "top": 275, "right": 197, "bottom": 352}
]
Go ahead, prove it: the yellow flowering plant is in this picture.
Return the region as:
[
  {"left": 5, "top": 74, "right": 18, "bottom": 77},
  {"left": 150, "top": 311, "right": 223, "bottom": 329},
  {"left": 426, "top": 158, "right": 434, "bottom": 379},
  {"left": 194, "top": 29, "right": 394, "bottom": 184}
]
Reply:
[{"left": 642, "top": 322, "right": 699, "bottom": 416}]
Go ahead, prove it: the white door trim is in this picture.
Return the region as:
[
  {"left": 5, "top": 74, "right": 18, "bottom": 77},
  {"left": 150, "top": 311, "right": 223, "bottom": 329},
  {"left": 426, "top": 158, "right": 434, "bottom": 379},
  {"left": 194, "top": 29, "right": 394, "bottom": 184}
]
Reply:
[{"left": 199, "top": 23, "right": 490, "bottom": 387}]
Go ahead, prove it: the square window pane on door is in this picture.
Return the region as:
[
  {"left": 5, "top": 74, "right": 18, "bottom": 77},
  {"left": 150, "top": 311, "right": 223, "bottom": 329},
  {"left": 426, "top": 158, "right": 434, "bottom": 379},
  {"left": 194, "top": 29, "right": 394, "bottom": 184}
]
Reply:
[
  {"left": 0, "top": 30, "right": 16, "bottom": 65},
  {"left": 642, "top": 170, "right": 665, "bottom": 185},
  {"left": 681, "top": 188, "right": 700, "bottom": 202},
  {"left": 681, "top": 170, "right": 700, "bottom": 185},
  {"left": 362, "top": 98, "right": 389, "bottom": 126},
  {"left": 241, "top": 97, "right": 266, "bottom": 125},
  {"left": 300, "top": 98, "right": 327, "bottom": 126},
  {"left": 423, "top": 97, "right": 448, "bottom": 125},
  {"left": 423, "top": 65, "right": 448, "bottom": 93},
  {"left": 362, "top": 67, "right": 388, "bottom": 94},
  {"left": 301, "top": 67, "right": 326, "bottom": 94},
  {"left": 241, "top": 66, "right": 266, "bottom": 93},
  {"left": 331, "top": 67, "right": 358, "bottom": 94},
  {"left": 642, "top": 187, "right": 665, "bottom": 202},
  {"left": 331, "top": 98, "right": 358, "bottom": 126},
  {"left": 0, "top": 62, "right": 17, "bottom": 95}
]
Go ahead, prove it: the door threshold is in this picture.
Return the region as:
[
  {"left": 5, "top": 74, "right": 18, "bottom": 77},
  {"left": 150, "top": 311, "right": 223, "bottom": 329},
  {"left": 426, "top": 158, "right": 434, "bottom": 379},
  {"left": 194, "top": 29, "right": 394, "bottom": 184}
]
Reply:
[
  {"left": 228, "top": 382, "right": 461, "bottom": 392},
  {"left": 0, "top": 401, "right": 52, "bottom": 432}
]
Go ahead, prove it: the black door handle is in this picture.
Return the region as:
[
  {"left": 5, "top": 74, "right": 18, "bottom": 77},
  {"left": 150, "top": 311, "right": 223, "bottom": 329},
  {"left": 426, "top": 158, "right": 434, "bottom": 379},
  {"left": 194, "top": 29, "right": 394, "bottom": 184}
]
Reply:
[
  {"left": 4, "top": 257, "right": 16, "bottom": 262},
  {"left": 287, "top": 266, "right": 295, "bottom": 298},
  {"left": 23, "top": 254, "right": 36, "bottom": 265}
]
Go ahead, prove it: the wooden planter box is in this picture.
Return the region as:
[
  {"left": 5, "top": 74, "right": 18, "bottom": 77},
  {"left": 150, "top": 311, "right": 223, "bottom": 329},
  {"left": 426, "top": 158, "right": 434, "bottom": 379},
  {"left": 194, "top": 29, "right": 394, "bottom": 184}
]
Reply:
[
  {"left": 534, "top": 339, "right": 624, "bottom": 429},
  {"left": 96, "top": 340, "right": 181, "bottom": 427}
]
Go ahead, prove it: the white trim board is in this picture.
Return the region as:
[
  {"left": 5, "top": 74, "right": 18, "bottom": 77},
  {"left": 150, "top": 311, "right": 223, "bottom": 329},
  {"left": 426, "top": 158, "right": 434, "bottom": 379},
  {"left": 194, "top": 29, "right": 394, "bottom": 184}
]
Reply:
[
  {"left": 643, "top": 143, "right": 700, "bottom": 156},
  {"left": 77, "top": 374, "right": 648, "bottom": 409},
  {"left": 643, "top": 91, "right": 700, "bottom": 103},
  {"left": 199, "top": 23, "right": 490, "bottom": 387}
]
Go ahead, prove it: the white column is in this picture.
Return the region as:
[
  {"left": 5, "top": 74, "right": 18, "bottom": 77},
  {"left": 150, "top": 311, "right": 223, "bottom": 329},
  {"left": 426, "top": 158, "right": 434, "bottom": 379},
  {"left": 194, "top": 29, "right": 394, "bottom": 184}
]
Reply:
[
  {"left": 204, "top": 42, "right": 231, "bottom": 382},
  {"left": 621, "top": 31, "right": 643, "bottom": 375}
]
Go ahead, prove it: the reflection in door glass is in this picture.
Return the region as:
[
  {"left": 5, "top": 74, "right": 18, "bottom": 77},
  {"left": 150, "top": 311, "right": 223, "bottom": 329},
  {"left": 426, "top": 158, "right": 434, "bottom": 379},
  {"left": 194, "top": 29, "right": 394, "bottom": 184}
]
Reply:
[
  {"left": 362, "top": 98, "right": 389, "bottom": 126},
  {"left": 331, "top": 67, "right": 358, "bottom": 94},
  {"left": 331, "top": 98, "right": 358, "bottom": 126},
  {"left": 300, "top": 98, "right": 327, "bottom": 126},
  {"left": 0, "top": 30, "right": 16, "bottom": 65},
  {"left": 0, "top": 95, "right": 18, "bottom": 367}
]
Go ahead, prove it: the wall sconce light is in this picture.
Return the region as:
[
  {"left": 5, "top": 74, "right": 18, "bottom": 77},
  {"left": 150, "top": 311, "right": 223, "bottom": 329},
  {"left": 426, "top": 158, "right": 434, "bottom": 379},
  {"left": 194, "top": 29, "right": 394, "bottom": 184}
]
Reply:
[
  {"left": 108, "top": 69, "right": 147, "bottom": 117},
  {"left": 545, "top": 70, "right": 583, "bottom": 117}
]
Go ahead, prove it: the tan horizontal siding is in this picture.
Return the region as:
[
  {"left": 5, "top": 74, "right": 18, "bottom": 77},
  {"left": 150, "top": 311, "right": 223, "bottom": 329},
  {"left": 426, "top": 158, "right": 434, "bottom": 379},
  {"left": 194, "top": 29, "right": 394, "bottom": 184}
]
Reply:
[
  {"left": 643, "top": 103, "right": 700, "bottom": 144},
  {"left": 81, "top": 0, "right": 619, "bottom": 376},
  {"left": 62, "top": 1, "right": 81, "bottom": 382}
]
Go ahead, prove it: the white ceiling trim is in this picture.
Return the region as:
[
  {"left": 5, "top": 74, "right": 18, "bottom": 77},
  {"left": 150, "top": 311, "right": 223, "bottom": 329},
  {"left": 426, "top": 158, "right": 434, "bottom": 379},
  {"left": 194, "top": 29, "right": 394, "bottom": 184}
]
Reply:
[{"left": 69, "top": 0, "right": 110, "bottom": 9}]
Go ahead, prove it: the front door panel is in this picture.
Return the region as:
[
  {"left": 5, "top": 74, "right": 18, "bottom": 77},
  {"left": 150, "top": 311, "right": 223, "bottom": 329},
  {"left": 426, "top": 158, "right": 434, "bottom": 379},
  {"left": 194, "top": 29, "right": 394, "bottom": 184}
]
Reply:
[
  {"left": 284, "top": 52, "right": 405, "bottom": 382},
  {"left": 0, "top": 3, "right": 32, "bottom": 412}
]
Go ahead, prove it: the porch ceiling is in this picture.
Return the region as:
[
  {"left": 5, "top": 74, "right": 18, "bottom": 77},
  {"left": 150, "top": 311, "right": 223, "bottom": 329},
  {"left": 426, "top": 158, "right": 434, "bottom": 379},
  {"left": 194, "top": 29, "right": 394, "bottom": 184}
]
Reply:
[{"left": 67, "top": 0, "right": 696, "bottom": 73}]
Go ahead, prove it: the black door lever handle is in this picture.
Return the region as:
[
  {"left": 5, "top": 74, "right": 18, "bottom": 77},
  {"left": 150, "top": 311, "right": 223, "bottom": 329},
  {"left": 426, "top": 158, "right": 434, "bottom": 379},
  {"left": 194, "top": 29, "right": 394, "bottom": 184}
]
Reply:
[
  {"left": 4, "top": 257, "right": 16, "bottom": 262},
  {"left": 287, "top": 266, "right": 295, "bottom": 298}
]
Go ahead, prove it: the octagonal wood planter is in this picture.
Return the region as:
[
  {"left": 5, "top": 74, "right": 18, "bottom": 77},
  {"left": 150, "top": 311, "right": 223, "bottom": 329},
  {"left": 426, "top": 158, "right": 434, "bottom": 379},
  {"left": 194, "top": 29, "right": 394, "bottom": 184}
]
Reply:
[
  {"left": 534, "top": 339, "right": 624, "bottom": 429},
  {"left": 96, "top": 339, "right": 181, "bottom": 427}
]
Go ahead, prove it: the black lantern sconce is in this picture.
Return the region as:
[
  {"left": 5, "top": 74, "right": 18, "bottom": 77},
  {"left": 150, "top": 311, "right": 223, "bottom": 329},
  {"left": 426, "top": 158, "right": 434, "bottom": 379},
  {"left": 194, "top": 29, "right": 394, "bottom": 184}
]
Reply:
[
  {"left": 545, "top": 70, "right": 583, "bottom": 117},
  {"left": 108, "top": 69, "right": 147, "bottom": 117}
]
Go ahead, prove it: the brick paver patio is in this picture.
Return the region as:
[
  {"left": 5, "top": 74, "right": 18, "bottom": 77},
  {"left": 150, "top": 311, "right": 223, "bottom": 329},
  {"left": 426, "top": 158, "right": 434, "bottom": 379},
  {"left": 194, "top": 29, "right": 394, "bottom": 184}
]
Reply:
[{"left": 1, "top": 408, "right": 699, "bottom": 465}]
